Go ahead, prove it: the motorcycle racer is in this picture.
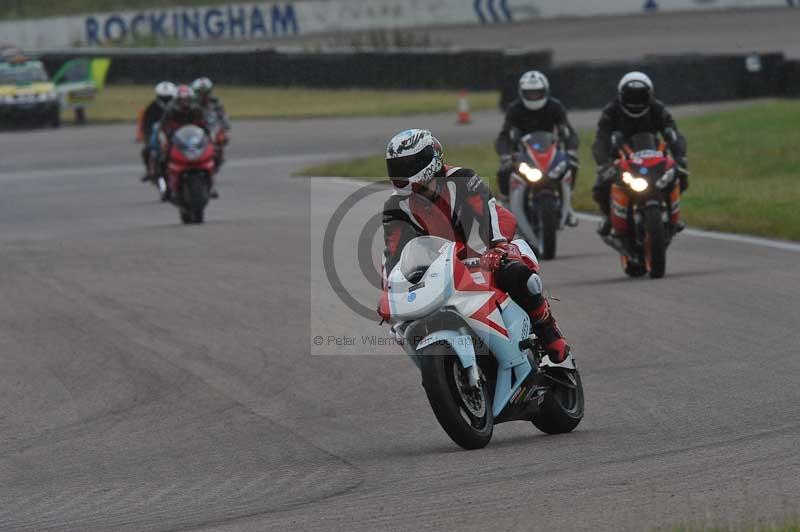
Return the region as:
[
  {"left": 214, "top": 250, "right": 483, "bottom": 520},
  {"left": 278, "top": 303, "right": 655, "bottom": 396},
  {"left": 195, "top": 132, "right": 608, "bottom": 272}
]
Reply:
[
  {"left": 147, "top": 85, "right": 212, "bottom": 195},
  {"left": 192, "top": 77, "right": 230, "bottom": 186},
  {"left": 191, "top": 77, "right": 230, "bottom": 132},
  {"left": 159, "top": 84, "right": 206, "bottom": 138},
  {"left": 592, "top": 71, "right": 688, "bottom": 236},
  {"left": 496, "top": 71, "right": 579, "bottom": 225},
  {"left": 380, "top": 129, "right": 570, "bottom": 363},
  {"left": 138, "top": 81, "right": 176, "bottom": 181}
]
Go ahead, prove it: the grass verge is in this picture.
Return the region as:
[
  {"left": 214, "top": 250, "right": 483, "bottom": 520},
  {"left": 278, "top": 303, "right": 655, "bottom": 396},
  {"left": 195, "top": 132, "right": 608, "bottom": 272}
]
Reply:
[
  {"left": 297, "top": 100, "right": 800, "bottom": 241},
  {"left": 665, "top": 521, "right": 800, "bottom": 532},
  {"left": 63, "top": 85, "right": 498, "bottom": 123}
]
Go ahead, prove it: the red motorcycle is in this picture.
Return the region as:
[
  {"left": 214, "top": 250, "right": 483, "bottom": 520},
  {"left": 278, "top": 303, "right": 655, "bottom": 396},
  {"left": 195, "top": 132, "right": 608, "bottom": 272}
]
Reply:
[
  {"left": 601, "top": 133, "right": 681, "bottom": 279},
  {"left": 165, "top": 125, "right": 216, "bottom": 224}
]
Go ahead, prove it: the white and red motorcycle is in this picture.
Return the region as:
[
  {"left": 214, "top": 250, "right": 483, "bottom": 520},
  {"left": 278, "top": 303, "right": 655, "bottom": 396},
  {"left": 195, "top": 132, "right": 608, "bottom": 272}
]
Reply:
[{"left": 382, "top": 236, "right": 584, "bottom": 449}]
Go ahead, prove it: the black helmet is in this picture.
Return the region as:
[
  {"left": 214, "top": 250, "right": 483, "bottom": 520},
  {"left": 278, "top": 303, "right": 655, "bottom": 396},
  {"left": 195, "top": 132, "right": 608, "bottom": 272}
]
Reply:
[{"left": 618, "top": 72, "right": 654, "bottom": 118}]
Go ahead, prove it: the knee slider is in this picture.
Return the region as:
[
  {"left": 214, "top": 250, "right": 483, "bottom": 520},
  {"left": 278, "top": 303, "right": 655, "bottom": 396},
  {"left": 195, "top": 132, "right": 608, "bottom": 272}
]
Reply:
[
  {"left": 498, "top": 262, "right": 543, "bottom": 310},
  {"left": 526, "top": 273, "right": 543, "bottom": 297}
]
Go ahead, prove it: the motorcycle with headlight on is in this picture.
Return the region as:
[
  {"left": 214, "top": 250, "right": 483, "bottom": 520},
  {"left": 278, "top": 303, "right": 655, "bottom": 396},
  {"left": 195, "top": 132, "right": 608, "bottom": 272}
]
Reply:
[
  {"left": 508, "top": 131, "right": 575, "bottom": 260},
  {"left": 602, "top": 132, "right": 680, "bottom": 279},
  {"left": 163, "top": 125, "right": 216, "bottom": 224}
]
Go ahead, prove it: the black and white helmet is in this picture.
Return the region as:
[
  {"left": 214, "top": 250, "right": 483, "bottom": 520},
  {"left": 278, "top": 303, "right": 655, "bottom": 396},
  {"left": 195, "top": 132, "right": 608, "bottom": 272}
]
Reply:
[
  {"left": 518, "top": 70, "right": 549, "bottom": 111},
  {"left": 618, "top": 71, "right": 654, "bottom": 118},
  {"left": 154, "top": 81, "right": 177, "bottom": 106},
  {"left": 386, "top": 129, "right": 443, "bottom": 194},
  {"left": 191, "top": 77, "right": 213, "bottom": 96}
]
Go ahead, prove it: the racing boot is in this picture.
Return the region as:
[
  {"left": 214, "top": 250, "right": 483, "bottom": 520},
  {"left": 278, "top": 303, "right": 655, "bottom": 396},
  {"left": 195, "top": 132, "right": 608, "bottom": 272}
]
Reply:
[
  {"left": 561, "top": 179, "right": 578, "bottom": 227},
  {"left": 597, "top": 217, "right": 612, "bottom": 237},
  {"left": 528, "top": 298, "right": 568, "bottom": 364},
  {"left": 595, "top": 198, "right": 612, "bottom": 236},
  {"left": 668, "top": 184, "right": 685, "bottom": 236}
]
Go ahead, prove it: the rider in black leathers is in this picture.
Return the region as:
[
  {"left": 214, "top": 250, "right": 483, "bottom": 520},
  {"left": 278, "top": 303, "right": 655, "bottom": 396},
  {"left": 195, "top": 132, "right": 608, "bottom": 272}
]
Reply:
[
  {"left": 593, "top": 71, "right": 688, "bottom": 236},
  {"left": 139, "top": 81, "right": 175, "bottom": 181},
  {"left": 496, "top": 71, "right": 579, "bottom": 224}
]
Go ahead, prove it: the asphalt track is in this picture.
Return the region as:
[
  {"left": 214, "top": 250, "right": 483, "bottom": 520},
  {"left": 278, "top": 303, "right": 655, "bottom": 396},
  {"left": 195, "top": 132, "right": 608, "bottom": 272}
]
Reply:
[{"left": 1, "top": 104, "right": 799, "bottom": 532}]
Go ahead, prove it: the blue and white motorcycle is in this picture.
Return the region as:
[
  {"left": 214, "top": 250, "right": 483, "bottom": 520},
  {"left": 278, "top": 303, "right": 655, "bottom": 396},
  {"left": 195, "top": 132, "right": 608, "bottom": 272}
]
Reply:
[{"left": 383, "top": 236, "right": 583, "bottom": 449}]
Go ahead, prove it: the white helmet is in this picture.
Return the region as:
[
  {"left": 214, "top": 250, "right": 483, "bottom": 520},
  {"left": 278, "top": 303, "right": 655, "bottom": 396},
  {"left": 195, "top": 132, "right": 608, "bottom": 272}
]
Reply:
[
  {"left": 518, "top": 70, "right": 550, "bottom": 111},
  {"left": 386, "top": 129, "right": 443, "bottom": 194},
  {"left": 618, "top": 71, "right": 654, "bottom": 118},
  {"left": 154, "top": 81, "right": 177, "bottom": 105}
]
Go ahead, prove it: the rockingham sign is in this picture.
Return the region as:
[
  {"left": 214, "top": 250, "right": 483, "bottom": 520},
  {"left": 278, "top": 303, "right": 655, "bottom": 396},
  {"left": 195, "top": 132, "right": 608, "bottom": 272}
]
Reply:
[
  {"left": 1, "top": 0, "right": 794, "bottom": 50},
  {"left": 84, "top": 5, "right": 300, "bottom": 46}
]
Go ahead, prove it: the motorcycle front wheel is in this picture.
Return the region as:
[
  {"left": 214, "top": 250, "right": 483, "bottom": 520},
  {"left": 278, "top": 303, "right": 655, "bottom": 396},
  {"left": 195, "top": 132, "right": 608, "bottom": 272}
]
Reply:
[
  {"left": 180, "top": 175, "right": 209, "bottom": 224},
  {"left": 643, "top": 206, "right": 667, "bottom": 279},
  {"left": 531, "top": 367, "right": 584, "bottom": 435},
  {"left": 420, "top": 344, "right": 493, "bottom": 450},
  {"left": 534, "top": 195, "right": 559, "bottom": 261}
]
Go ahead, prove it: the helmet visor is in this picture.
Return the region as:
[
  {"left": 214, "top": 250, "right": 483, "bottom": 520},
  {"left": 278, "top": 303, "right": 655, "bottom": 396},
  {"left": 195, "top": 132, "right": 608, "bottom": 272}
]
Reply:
[
  {"left": 387, "top": 146, "right": 434, "bottom": 180},
  {"left": 521, "top": 88, "right": 547, "bottom": 102},
  {"left": 621, "top": 85, "right": 651, "bottom": 113}
]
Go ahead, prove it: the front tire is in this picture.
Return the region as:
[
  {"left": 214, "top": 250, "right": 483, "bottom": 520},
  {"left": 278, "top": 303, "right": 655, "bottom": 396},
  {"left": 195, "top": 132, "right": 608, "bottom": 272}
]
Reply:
[
  {"left": 180, "top": 174, "right": 209, "bottom": 224},
  {"left": 533, "top": 195, "right": 558, "bottom": 260},
  {"left": 623, "top": 256, "right": 647, "bottom": 278},
  {"left": 643, "top": 206, "right": 667, "bottom": 279},
  {"left": 420, "top": 345, "right": 493, "bottom": 450},
  {"left": 531, "top": 368, "right": 584, "bottom": 434}
]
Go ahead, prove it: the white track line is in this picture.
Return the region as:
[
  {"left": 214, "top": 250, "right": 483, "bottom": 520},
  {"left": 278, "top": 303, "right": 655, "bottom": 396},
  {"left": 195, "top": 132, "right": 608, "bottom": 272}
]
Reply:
[
  {"left": 317, "top": 177, "right": 800, "bottom": 254},
  {"left": 0, "top": 152, "right": 346, "bottom": 182}
]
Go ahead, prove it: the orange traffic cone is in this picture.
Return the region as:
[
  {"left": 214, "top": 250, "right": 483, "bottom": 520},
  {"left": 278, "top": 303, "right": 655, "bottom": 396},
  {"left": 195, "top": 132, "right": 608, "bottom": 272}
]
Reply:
[{"left": 457, "top": 90, "right": 472, "bottom": 125}]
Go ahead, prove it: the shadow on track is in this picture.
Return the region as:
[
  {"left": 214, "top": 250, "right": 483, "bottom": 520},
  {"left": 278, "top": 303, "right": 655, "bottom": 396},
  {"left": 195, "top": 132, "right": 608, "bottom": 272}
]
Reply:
[{"left": 566, "top": 267, "right": 748, "bottom": 288}]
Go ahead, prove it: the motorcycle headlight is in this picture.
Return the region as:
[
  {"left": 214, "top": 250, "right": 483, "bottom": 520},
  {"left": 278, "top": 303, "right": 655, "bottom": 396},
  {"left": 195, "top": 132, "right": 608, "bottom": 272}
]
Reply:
[
  {"left": 548, "top": 160, "right": 567, "bottom": 179},
  {"left": 622, "top": 171, "right": 634, "bottom": 184},
  {"left": 519, "top": 162, "right": 542, "bottom": 183},
  {"left": 656, "top": 168, "right": 676, "bottom": 190},
  {"left": 630, "top": 177, "right": 649, "bottom": 192}
]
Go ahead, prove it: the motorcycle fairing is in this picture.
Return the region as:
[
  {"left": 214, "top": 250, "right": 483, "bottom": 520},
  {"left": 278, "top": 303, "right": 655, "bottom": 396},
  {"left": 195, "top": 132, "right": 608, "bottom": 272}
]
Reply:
[
  {"left": 389, "top": 238, "right": 540, "bottom": 418},
  {"left": 525, "top": 139, "right": 557, "bottom": 174},
  {"left": 509, "top": 174, "right": 537, "bottom": 245},
  {"left": 417, "top": 330, "right": 476, "bottom": 370}
]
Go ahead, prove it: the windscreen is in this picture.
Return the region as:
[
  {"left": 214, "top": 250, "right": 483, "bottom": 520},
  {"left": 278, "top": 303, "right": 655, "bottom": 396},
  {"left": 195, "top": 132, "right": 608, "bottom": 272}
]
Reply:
[
  {"left": 174, "top": 125, "right": 208, "bottom": 150},
  {"left": 628, "top": 132, "right": 658, "bottom": 152},
  {"left": 521, "top": 131, "right": 555, "bottom": 152},
  {"left": 398, "top": 236, "right": 450, "bottom": 282},
  {"left": 0, "top": 64, "right": 48, "bottom": 85}
]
